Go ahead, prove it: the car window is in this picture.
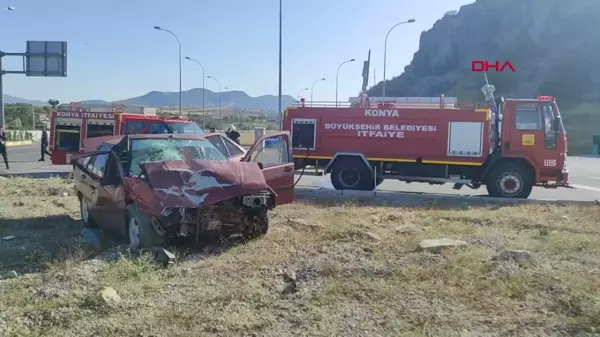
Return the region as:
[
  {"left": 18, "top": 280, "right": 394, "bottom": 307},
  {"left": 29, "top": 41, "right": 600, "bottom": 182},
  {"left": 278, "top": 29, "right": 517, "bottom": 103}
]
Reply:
[
  {"left": 249, "top": 135, "right": 290, "bottom": 168},
  {"left": 128, "top": 138, "right": 228, "bottom": 176},
  {"left": 206, "top": 135, "right": 230, "bottom": 157},
  {"left": 85, "top": 153, "right": 110, "bottom": 178},
  {"left": 222, "top": 136, "right": 245, "bottom": 156},
  {"left": 96, "top": 143, "right": 114, "bottom": 151},
  {"left": 78, "top": 156, "right": 91, "bottom": 168}
]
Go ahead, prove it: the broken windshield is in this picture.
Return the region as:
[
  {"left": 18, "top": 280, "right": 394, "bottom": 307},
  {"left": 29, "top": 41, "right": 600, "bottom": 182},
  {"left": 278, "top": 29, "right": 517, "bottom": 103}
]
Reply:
[{"left": 128, "top": 138, "right": 227, "bottom": 176}]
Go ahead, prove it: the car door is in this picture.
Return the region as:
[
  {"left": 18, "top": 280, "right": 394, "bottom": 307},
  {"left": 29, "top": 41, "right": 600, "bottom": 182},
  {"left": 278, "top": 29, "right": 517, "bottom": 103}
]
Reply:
[
  {"left": 243, "top": 132, "right": 294, "bottom": 205},
  {"left": 72, "top": 151, "right": 110, "bottom": 227},
  {"left": 93, "top": 152, "right": 128, "bottom": 235}
]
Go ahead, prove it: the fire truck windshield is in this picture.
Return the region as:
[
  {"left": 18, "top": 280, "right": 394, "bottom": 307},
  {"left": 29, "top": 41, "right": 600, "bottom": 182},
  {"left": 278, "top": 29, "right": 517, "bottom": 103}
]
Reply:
[{"left": 165, "top": 122, "right": 204, "bottom": 135}]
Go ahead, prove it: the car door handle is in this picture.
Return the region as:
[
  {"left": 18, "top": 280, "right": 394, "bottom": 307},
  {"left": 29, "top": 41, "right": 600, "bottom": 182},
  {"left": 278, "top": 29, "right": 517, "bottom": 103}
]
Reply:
[
  {"left": 80, "top": 174, "right": 86, "bottom": 180},
  {"left": 284, "top": 166, "right": 293, "bottom": 172}
]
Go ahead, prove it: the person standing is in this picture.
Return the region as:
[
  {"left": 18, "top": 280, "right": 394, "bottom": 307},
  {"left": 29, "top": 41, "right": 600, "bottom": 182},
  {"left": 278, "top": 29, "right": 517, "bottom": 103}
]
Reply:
[
  {"left": 0, "top": 126, "right": 9, "bottom": 169},
  {"left": 39, "top": 127, "right": 51, "bottom": 161}
]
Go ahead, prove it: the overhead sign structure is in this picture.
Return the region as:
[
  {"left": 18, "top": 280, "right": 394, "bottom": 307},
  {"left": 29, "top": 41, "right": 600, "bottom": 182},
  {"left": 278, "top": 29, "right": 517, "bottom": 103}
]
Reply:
[
  {"left": 25, "top": 41, "right": 68, "bottom": 77},
  {"left": 0, "top": 40, "right": 68, "bottom": 125}
]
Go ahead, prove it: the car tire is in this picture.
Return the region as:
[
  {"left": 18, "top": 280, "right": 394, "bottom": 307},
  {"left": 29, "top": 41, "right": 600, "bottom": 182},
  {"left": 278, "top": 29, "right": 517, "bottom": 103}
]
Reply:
[
  {"left": 80, "top": 196, "right": 98, "bottom": 228},
  {"left": 126, "top": 204, "right": 165, "bottom": 251}
]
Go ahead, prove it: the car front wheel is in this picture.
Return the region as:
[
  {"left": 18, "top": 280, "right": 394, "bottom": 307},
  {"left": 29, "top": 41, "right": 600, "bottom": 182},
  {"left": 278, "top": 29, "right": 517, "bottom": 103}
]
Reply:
[{"left": 126, "top": 204, "right": 165, "bottom": 251}]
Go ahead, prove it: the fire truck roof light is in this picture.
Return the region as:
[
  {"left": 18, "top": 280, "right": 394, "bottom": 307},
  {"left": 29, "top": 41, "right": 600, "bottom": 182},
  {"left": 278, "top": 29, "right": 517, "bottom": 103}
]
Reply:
[{"left": 537, "top": 96, "right": 553, "bottom": 100}]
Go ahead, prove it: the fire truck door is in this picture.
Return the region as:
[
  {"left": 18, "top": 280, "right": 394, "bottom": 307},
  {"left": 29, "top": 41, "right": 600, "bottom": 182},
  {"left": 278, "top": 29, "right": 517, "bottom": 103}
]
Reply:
[
  {"left": 243, "top": 132, "right": 294, "bottom": 205},
  {"left": 506, "top": 102, "right": 561, "bottom": 170}
]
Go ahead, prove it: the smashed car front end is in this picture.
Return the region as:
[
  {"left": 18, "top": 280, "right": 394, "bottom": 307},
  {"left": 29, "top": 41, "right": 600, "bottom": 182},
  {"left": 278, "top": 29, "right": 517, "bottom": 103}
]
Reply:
[{"left": 124, "top": 159, "right": 276, "bottom": 242}]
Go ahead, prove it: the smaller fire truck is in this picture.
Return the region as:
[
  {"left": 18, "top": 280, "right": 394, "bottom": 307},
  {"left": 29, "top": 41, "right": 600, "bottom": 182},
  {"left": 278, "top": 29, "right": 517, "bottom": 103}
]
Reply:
[
  {"left": 283, "top": 85, "right": 569, "bottom": 199},
  {"left": 49, "top": 102, "right": 203, "bottom": 165}
]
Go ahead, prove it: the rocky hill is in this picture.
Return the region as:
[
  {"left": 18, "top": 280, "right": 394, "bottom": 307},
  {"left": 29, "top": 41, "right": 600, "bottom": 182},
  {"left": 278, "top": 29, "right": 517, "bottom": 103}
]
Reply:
[
  {"left": 368, "top": 0, "right": 600, "bottom": 154},
  {"left": 368, "top": 0, "right": 600, "bottom": 103}
]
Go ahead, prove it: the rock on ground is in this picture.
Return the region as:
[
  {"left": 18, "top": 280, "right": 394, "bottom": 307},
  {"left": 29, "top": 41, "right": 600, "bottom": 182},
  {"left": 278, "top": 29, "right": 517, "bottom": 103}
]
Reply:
[{"left": 419, "top": 238, "right": 468, "bottom": 253}]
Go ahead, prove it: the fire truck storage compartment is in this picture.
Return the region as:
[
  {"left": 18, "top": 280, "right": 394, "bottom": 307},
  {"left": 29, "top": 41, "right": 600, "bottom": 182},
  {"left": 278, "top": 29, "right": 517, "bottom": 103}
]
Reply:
[
  {"left": 291, "top": 118, "right": 316, "bottom": 150},
  {"left": 447, "top": 121, "right": 484, "bottom": 157},
  {"left": 87, "top": 120, "right": 115, "bottom": 138},
  {"left": 54, "top": 120, "right": 81, "bottom": 152}
]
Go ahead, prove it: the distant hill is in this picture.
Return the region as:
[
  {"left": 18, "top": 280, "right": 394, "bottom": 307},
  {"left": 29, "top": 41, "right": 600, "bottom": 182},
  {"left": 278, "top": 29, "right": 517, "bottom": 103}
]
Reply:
[
  {"left": 3, "top": 95, "right": 45, "bottom": 105},
  {"left": 116, "top": 88, "right": 296, "bottom": 111},
  {"left": 4, "top": 89, "right": 296, "bottom": 111}
]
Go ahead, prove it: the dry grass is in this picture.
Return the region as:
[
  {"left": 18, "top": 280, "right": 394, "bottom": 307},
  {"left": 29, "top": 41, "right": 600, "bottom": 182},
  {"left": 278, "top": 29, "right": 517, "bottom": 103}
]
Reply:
[{"left": 1, "top": 178, "right": 600, "bottom": 336}]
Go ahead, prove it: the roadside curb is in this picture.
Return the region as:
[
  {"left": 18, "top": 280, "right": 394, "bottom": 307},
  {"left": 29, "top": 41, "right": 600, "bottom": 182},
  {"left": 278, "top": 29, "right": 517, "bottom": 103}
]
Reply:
[
  {"left": 294, "top": 187, "right": 600, "bottom": 207},
  {"left": 6, "top": 140, "right": 34, "bottom": 147}
]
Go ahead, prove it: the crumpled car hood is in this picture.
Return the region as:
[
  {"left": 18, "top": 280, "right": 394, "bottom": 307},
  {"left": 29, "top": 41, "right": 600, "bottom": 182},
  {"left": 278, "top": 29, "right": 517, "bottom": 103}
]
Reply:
[{"left": 124, "top": 160, "right": 272, "bottom": 215}]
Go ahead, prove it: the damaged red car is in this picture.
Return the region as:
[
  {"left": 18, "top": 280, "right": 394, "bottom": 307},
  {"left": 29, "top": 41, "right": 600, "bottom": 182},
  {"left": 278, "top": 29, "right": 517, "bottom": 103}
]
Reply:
[{"left": 71, "top": 132, "right": 294, "bottom": 250}]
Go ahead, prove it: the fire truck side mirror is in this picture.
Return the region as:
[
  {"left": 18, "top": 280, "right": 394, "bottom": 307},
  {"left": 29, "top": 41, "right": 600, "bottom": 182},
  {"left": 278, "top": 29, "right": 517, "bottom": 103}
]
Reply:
[{"left": 553, "top": 117, "right": 561, "bottom": 133}]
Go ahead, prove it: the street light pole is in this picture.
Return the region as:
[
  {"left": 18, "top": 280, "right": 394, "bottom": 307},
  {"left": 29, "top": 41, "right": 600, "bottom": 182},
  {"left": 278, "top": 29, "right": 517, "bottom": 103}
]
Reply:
[
  {"left": 154, "top": 26, "right": 183, "bottom": 116},
  {"left": 207, "top": 76, "right": 222, "bottom": 119},
  {"left": 336, "top": 59, "right": 355, "bottom": 107},
  {"left": 296, "top": 88, "right": 308, "bottom": 100},
  {"left": 310, "top": 77, "right": 325, "bottom": 106},
  {"left": 184, "top": 56, "right": 206, "bottom": 129},
  {"left": 278, "top": 0, "right": 283, "bottom": 130},
  {"left": 382, "top": 19, "right": 415, "bottom": 97}
]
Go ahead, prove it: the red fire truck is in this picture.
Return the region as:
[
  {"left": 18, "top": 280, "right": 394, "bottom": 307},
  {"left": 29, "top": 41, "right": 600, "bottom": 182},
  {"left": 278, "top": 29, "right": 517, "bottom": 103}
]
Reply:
[
  {"left": 49, "top": 102, "right": 203, "bottom": 165},
  {"left": 283, "top": 92, "right": 568, "bottom": 199}
]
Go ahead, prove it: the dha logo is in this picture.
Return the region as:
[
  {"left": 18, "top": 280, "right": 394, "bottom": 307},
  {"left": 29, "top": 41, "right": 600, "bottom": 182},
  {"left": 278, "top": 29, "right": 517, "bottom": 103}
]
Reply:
[{"left": 364, "top": 109, "right": 399, "bottom": 117}]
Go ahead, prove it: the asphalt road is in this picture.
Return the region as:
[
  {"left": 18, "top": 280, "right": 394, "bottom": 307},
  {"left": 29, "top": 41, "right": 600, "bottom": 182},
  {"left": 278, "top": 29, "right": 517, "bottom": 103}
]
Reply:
[{"left": 2, "top": 142, "right": 599, "bottom": 201}]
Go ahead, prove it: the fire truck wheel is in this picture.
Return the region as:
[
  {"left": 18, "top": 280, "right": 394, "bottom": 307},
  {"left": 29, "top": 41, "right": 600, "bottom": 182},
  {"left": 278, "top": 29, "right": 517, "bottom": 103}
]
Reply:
[
  {"left": 486, "top": 163, "right": 533, "bottom": 199},
  {"left": 80, "top": 197, "right": 98, "bottom": 228},
  {"left": 126, "top": 204, "right": 165, "bottom": 251},
  {"left": 330, "top": 157, "right": 374, "bottom": 191}
]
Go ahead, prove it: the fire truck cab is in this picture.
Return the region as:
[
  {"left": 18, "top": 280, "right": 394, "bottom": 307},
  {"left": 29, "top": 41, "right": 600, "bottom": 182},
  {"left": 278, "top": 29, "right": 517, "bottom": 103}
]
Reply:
[
  {"left": 49, "top": 102, "right": 203, "bottom": 165},
  {"left": 284, "top": 93, "right": 568, "bottom": 199}
]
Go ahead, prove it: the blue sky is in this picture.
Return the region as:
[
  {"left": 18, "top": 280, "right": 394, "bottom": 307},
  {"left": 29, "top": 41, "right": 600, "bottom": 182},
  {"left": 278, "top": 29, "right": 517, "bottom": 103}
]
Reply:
[{"left": 0, "top": 0, "right": 473, "bottom": 103}]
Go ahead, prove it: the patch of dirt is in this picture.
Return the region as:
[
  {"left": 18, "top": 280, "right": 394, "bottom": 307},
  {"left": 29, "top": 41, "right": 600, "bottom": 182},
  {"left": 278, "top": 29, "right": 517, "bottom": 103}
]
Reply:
[{"left": 1, "top": 178, "right": 600, "bottom": 336}]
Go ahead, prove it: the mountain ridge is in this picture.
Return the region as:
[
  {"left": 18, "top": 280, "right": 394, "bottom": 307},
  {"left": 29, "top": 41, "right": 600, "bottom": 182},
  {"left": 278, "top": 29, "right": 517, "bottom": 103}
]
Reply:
[{"left": 3, "top": 88, "right": 296, "bottom": 111}]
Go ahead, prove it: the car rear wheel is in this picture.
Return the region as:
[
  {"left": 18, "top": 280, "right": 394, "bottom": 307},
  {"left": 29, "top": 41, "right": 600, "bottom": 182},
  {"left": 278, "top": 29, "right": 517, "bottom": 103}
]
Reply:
[
  {"left": 126, "top": 204, "right": 165, "bottom": 251},
  {"left": 80, "top": 196, "right": 98, "bottom": 228}
]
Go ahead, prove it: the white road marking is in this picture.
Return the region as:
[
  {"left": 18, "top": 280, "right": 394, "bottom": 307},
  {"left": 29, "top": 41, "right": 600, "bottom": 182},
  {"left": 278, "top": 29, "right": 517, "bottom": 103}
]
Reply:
[
  {"left": 570, "top": 184, "right": 600, "bottom": 193},
  {"left": 588, "top": 177, "right": 600, "bottom": 180}
]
